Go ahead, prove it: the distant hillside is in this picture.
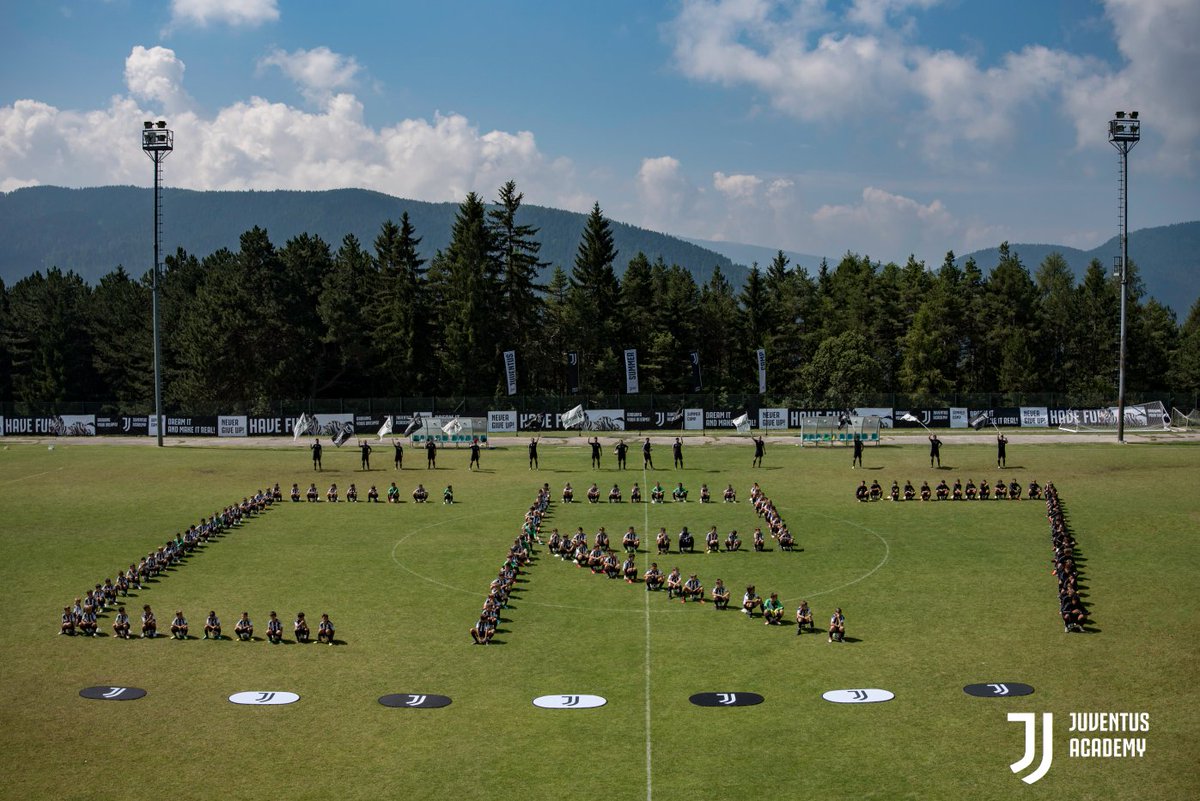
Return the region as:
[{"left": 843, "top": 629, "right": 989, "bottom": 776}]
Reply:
[
  {"left": 0, "top": 186, "right": 743, "bottom": 287},
  {"left": 958, "top": 221, "right": 1199, "bottom": 314},
  {"left": 681, "top": 237, "right": 828, "bottom": 274}
]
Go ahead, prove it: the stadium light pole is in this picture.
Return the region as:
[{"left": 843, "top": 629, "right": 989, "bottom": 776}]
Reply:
[
  {"left": 142, "top": 120, "right": 173, "bottom": 447},
  {"left": 1108, "top": 111, "right": 1140, "bottom": 444}
]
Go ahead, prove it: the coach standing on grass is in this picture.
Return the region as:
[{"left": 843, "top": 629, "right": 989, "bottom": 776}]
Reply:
[
  {"left": 929, "top": 433, "right": 942, "bottom": 468},
  {"left": 426, "top": 437, "right": 437, "bottom": 469},
  {"left": 752, "top": 435, "right": 765, "bottom": 468},
  {"left": 997, "top": 433, "right": 1008, "bottom": 468},
  {"left": 393, "top": 439, "right": 404, "bottom": 469},
  {"left": 311, "top": 438, "right": 323, "bottom": 471},
  {"left": 643, "top": 437, "right": 654, "bottom": 469},
  {"left": 852, "top": 434, "right": 863, "bottom": 469},
  {"left": 360, "top": 440, "right": 372, "bottom": 471}
]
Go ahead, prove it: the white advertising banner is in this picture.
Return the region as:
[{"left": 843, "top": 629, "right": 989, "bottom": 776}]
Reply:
[
  {"left": 949, "top": 407, "right": 968, "bottom": 429},
  {"left": 487, "top": 410, "right": 518, "bottom": 433},
  {"left": 1021, "top": 406, "right": 1050, "bottom": 427},
  {"left": 684, "top": 408, "right": 704, "bottom": 430},
  {"left": 218, "top": 415, "right": 248, "bottom": 437},
  {"left": 624, "top": 349, "right": 639, "bottom": 394},
  {"left": 758, "top": 408, "right": 788, "bottom": 430}
]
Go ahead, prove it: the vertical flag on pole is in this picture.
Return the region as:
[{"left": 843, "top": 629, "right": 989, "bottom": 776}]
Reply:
[
  {"left": 733, "top": 413, "right": 751, "bottom": 433},
  {"left": 377, "top": 415, "right": 393, "bottom": 441},
  {"left": 624, "top": 349, "right": 640, "bottom": 394},
  {"left": 566, "top": 351, "right": 580, "bottom": 395},
  {"left": 756, "top": 348, "right": 767, "bottom": 394},
  {"left": 503, "top": 350, "right": 518, "bottom": 396},
  {"left": 689, "top": 350, "right": 703, "bottom": 392}
]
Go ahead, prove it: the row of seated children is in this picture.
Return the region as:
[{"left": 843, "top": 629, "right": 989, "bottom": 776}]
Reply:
[
  {"left": 1045, "top": 483, "right": 1088, "bottom": 633},
  {"left": 857, "top": 478, "right": 1043, "bottom": 502},
  {"left": 562, "top": 482, "right": 739, "bottom": 505},
  {"left": 470, "top": 486, "right": 544, "bottom": 644},
  {"left": 58, "top": 489, "right": 275, "bottom": 636},
  {"left": 290, "top": 481, "right": 455, "bottom": 504},
  {"left": 60, "top": 604, "right": 335, "bottom": 643},
  {"left": 749, "top": 483, "right": 796, "bottom": 549}
]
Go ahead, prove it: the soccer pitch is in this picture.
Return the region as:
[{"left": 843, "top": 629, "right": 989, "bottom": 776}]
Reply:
[{"left": 0, "top": 438, "right": 1196, "bottom": 801}]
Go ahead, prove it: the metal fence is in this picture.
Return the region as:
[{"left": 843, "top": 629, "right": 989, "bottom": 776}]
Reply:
[{"left": 4, "top": 390, "right": 1195, "bottom": 418}]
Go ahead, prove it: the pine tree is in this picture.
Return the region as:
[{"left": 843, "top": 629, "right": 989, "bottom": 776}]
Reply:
[
  {"left": 317, "top": 234, "right": 377, "bottom": 396},
  {"left": 568, "top": 203, "right": 621, "bottom": 393},
  {"left": 88, "top": 266, "right": 152, "bottom": 406},
  {"left": 489, "top": 181, "right": 546, "bottom": 392},
  {"left": 439, "top": 192, "right": 500, "bottom": 395},
  {"left": 373, "top": 213, "right": 427, "bottom": 393}
]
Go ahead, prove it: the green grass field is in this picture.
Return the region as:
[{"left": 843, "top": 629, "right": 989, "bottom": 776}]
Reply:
[{"left": 1, "top": 438, "right": 1197, "bottom": 801}]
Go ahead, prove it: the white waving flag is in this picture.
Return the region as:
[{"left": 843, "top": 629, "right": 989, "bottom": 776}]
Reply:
[
  {"left": 292, "top": 412, "right": 310, "bottom": 441},
  {"left": 442, "top": 417, "right": 463, "bottom": 436},
  {"left": 899, "top": 412, "right": 920, "bottom": 423},
  {"left": 377, "top": 416, "right": 393, "bottom": 441},
  {"left": 733, "top": 413, "right": 751, "bottom": 433},
  {"left": 562, "top": 404, "right": 585, "bottom": 429}
]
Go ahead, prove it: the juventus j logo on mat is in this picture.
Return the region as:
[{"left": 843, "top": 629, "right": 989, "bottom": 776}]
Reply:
[
  {"left": 378, "top": 693, "right": 453, "bottom": 709},
  {"left": 79, "top": 686, "right": 147, "bottom": 701},
  {"left": 689, "top": 692, "right": 765, "bottom": 707},
  {"left": 1008, "top": 712, "right": 1053, "bottom": 784},
  {"left": 228, "top": 691, "right": 300, "bottom": 705},
  {"left": 532, "top": 694, "right": 606, "bottom": 709}
]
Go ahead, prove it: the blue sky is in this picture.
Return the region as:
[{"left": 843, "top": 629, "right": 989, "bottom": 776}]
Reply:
[{"left": 2, "top": 0, "right": 1197, "bottom": 267}]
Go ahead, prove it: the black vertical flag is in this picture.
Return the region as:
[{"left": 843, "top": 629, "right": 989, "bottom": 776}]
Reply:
[
  {"left": 689, "top": 351, "right": 703, "bottom": 393},
  {"left": 566, "top": 351, "right": 580, "bottom": 395}
]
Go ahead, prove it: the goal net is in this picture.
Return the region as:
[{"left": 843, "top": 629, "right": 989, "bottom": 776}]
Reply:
[
  {"left": 1169, "top": 407, "right": 1200, "bottom": 431},
  {"left": 1057, "top": 401, "right": 1171, "bottom": 433}
]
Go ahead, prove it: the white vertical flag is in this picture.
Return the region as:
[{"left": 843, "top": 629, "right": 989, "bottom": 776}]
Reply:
[
  {"left": 377, "top": 415, "right": 393, "bottom": 441},
  {"left": 624, "top": 348, "right": 640, "bottom": 394},
  {"left": 562, "top": 404, "right": 585, "bottom": 429},
  {"left": 442, "top": 417, "right": 463, "bottom": 436},
  {"left": 503, "top": 350, "right": 518, "bottom": 396},
  {"left": 292, "top": 412, "right": 310, "bottom": 442},
  {"left": 733, "top": 413, "right": 751, "bottom": 433},
  {"left": 756, "top": 348, "right": 767, "bottom": 393}
]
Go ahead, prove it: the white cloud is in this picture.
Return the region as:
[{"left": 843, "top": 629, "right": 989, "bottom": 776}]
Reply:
[
  {"left": 635, "top": 156, "right": 696, "bottom": 233},
  {"left": 124, "top": 46, "right": 193, "bottom": 113},
  {"left": 169, "top": 0, "right": 279, "bottom": 28},
  {"left": 669, "top": 0, "right": 1199, "bottom": 171},
  {"left": 813, "top": 186, "right": 958, "bottom": 261},
  {"left": 713, "top": 171, "right": 762, "bottom": 199},
  {"left": 0, "top": 47, "right": 579, "bottom": 213},
  {"left": 1060, "top": 0, "right": 1200, "bottom": 174},
  {"left": 259, "top": 47, "right": 362, "bottom": 106}
]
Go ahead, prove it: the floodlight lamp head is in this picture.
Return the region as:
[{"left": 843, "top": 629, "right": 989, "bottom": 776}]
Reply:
[
  {"left": 1130, "top": 111, "right": 1138, "bottom": 120},
  {"left": 156, "top": 120, "right": 167, "bottom": 129},
  {"left": 143, "top": 121, "right": 153, "bottom": 129},
  {"left": 1115, "top": 111, "right": 1125, "bottom": 119}
]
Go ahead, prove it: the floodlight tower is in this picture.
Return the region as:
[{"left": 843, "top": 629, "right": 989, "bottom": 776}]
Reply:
[
  {"left": 1108, "top": 111, "right": 1140, "bottom": 443},
  {"left": 142, "top": 120, "right": 173, "bottom": 447}
]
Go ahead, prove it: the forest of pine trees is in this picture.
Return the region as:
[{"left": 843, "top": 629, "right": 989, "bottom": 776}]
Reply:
[{"left": 1, "top": 181, "right": 1197, "bottom": 413}]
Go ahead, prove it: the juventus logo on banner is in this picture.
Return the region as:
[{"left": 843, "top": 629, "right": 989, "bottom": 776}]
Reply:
[
  {"left": 756, "top": 348, "right": 767, "bottom": 393},
  {"left": 566, "top": 351, "right": 580, "bottom": 395},
  {"left": 689, "top": 351, "right": 703, "bottom": 392},
  {"left": 503, "top": 350, "right": 518, "bottom": 396},
  {"left": 624, "top": 349, "right": 639, "bottom": 394}
]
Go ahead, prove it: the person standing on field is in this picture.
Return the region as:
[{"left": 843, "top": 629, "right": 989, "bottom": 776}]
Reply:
[
  {"left": 643, "top": 438, "right": 654, "bottom": 470},
  {"left": 852, "top": 434, "right": 863, "bottom": 469},
  {"left": 672, "top": 437, "right": 684, "bottom": 469},
  {"left": 360, "top": 440, "right": 372, "bottom": 471},
  {"left": 311, "top": 438, "right": 323, "bottom": 471},
  {"left": 393, "top": 439, "right": 404, "bottom": 469},
  {"left": 752, "top": 435, "right": 765, "bottom": 468},
  {"left": 929, "top": 434, "right": 942, "bottom": 468},
  {"left": 996, "top": 433, "right": 1008, "bottom": 469}
]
